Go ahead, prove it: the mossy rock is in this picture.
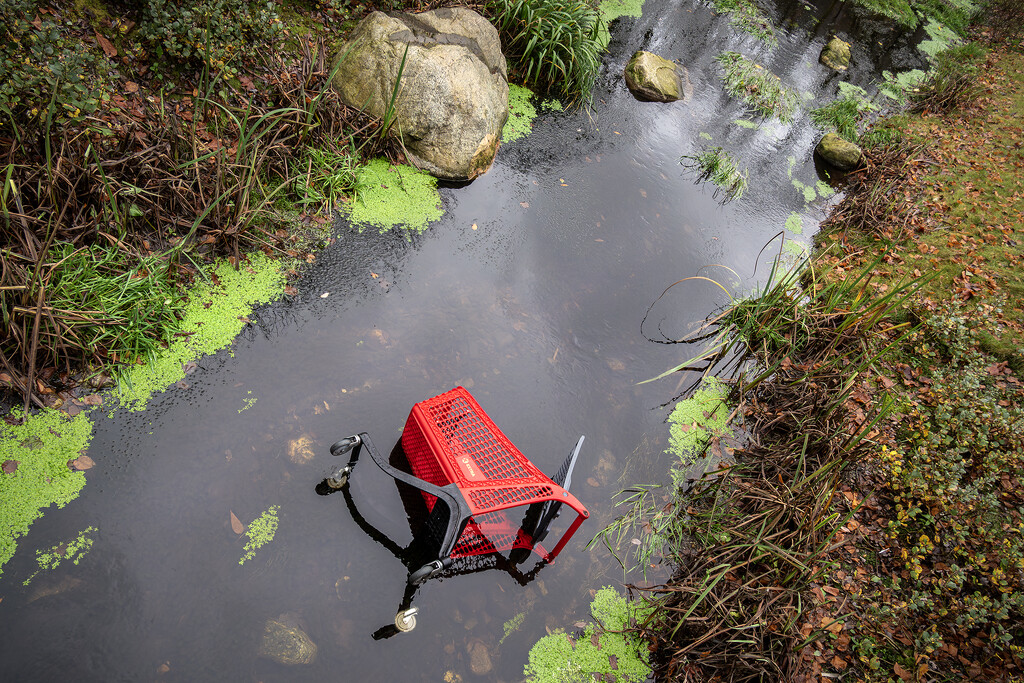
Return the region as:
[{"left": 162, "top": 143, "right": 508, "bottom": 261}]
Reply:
[
  {"left": 820, "top": 36, "right": 852, "bottom": 71},
  {"left": 816, "top": 132, "right": 862, "bottom": 170},
  {"left": 258, "top": 614, "right": 317, "bottom": 665},
  {"left": 624, "top": 51, "right": 690, "bottom": 103}
]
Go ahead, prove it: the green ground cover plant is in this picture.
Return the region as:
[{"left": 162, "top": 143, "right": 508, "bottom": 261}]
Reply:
[
  {"left": 139, "top": 0, "right": 284, "bottom": 74},
  {"left": 715, "top": 51, "right": 799, "bottom": 122},
  {"left": 0, "top": 408, "right": 93, "bottom": 575},
  {"left": 851, "top": 0, "right": 979, "bottom": 32}
]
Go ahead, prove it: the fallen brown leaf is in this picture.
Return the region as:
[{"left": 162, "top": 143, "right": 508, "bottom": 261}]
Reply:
[{"left": 230, "top": 510, "right": 244, "bottom": 535}]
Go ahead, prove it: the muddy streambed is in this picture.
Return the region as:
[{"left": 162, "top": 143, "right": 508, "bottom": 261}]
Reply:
[{"left": 0, "top": 1, "right": 933, "bottom": 680}]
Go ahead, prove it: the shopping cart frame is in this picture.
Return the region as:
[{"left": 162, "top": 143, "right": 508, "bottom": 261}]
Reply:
[{"left": 323, "top": 387, "right": 589, "bottom": 632}]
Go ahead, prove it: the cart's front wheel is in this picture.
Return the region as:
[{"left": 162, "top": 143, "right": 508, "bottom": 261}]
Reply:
[
  {"left": 330, "top": 435, "right": 361, "bottom": 456},
  {"left": 395, "top": 607, "right": 418, "bottom": 632}
]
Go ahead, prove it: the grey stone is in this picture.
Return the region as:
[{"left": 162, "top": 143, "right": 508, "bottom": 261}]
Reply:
[
  {"left": 259, "top": 615, "right": 317, "bottom": 665},
  {"left": 332, "top": 9, "right": 508, "bottom": 180},
  {"left": 820, "top": 36, "right": 851, "bottom": 71},
  {"left": 624, "top": 51, "right": 691, "bottom": 103},
  {"left": 816, "top": 132, "right": 863, "bottom": 170}
]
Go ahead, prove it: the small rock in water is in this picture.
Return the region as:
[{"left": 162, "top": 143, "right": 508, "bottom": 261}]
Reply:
[
  {"left": 816, "top": 133, "right": 863, "bottom": 171},
  {"left": 467, "top": 639, "right": 493, "bottom": 676},
  {"left": 287, "top": 435, "right": 316, "bottom": 465},
  {"left": 624, "top": 50, "right": 691, "bottom": 103},
  {"left": 259, "top": 614, "right": 317, "bottom": 665},
  {"left": 819, "top": 36, "right": 852, "bottom": 71}
]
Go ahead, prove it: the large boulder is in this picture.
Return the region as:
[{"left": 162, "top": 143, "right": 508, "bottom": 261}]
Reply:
[
  {"left": 332, "top": 9, "right": 508, "bottom": 181},
  {"left": 624, "top": 51, "right": 691, "bottom": 102},
  {"left": 816, "top": 133, "right": 863, "bottom": 170},
  {"left": 820, "top": 36, "right": 851, "bottom": 71}
]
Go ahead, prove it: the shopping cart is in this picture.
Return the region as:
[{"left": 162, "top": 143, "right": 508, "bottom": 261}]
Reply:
[{"left": 323, "top": 386, "right": 589, "bottom": 634}]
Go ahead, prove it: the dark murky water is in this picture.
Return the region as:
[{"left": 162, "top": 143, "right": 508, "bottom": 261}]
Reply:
[{"left": 0, "top": 1, "right": 931, "bottom": 681}]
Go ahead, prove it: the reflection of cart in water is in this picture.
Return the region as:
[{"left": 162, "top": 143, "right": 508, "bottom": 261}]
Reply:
[{"left": 321, "top": 387, "right": 589, "bottom": 637}]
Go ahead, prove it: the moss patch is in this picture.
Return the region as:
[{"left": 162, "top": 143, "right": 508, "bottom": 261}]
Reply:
[
  {"left": 503, "top": 84, "right": 538, "bottom": 143},
  {"left": 344, "top": 159, "right": 443, "bottom": 233},
  {"left": 116, "top": 253, "right": 286, "bottom": 411},
  {"left": 666, "top": 376, "right": 731, "bottom": 469},
  {"left": 0, "top": 409, "right": 93, "bottom": 576},
  {"left": 524, "top": 587, "right": 651, "bottom": 683},
  {"left": 240, "top": 505, "right": 280, "bottom": 565}
]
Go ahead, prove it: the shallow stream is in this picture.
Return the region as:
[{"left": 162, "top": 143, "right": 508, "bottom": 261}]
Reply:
[{"left": 1, "top": 1, "right": 934, "bottom": 680}]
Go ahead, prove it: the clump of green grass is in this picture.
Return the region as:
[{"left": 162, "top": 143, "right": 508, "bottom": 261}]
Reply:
[
  {"left": 860, "top": 113, "right": 909, "bottom": 148},
  {"left": 681, "top": 146, "right": 748, "bottom": 201},
  {"left": 291, "top": 143, "right": 361, "bottom": 213},
  {"left": 715, "top": 52, "right": 799, "bottom": 122},
  {"left": 910, "top": 42, "right": 987, "bottom": 114},
  {"left": 709, "top": 0, "right": 776, "bottom": 44},
  {"left": 851, "top": 0, "right": 918, "bottom": 28},
  {"left": 488, "top": 0, "right": 604, "bottom": 104},
  {"left": 7, "top": 243, "right": 186, "bottom": 374},
  {"left": 811, "top": 95, "right": 874, "bottom": 142}
]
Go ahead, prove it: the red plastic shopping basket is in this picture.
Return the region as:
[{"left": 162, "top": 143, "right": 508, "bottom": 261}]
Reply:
[{"left": 400, "top": 387, "right": 589, "bottom": 562}]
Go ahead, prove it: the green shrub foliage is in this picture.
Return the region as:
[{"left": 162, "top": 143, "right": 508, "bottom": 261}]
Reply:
[
  {"left": 139, "top": 0, "right": 283, "bottom": 73},
  {"left": 0, "top": 0, "right": 109, "bottom": 123},
  {"left": 879, "top": 304, "right": 1024, "bottom": 648}
]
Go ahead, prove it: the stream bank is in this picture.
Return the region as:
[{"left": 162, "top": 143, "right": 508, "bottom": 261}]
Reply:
[{"left": 618, "top": 7, "right": 1024, "bottom": 681}]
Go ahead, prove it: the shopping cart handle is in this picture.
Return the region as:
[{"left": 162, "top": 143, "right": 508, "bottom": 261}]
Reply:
[{"left": 351, "top": 432, "right": 473, "bottom": 561}]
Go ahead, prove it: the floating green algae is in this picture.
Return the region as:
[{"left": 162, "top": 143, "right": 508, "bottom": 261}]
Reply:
[
  {"left": 344, "top": 159, "right": 443, "bottom": 233},
  {"left": 240, "top": 505, "right": 280, "bottom": 565},
  {"left": 0, "top": 409, "right": 93, "bottom": 576},
  {"left": 667, "top": 376, "right": 732, "bottom": 469},
  {"left": 500, "top": 611, "right": 527, "bottom": 645},
  {"left": 503, "top": 84, "right": 538, "bottom": 144},
  {"left": 116, "top": 253, "right": 286, "bottom": 411},
  {"left": 734, "top": 118, "right": 760, "bottom": 129},
  {"left": 792, "top": 178, "right": 817, "bottom": 203},
  {"left": 597, "top": 0, "right": 645, "bottom": 49},
  {"left": 23, "top": 526, "right": 97, "bottom": 585},
  {"left": 540, "top": 98, "right": 564, "bottom": 112},
  {"left": 785, "top": 211, "right": 804, "bottom": 235},
  {"left": 524, "top": 587, "right": 651, "bottom": 683},
  {"left": 238, "top": 390, "right": 258, "bottom": 414}
]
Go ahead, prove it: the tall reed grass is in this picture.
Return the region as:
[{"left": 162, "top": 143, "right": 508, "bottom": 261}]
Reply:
[{"left": 488, "top": 0, "right": 605, "bottom": 104}]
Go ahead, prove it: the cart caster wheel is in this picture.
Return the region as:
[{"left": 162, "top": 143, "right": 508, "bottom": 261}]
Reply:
[
  {"left": 409, "top": 560, "right": 444, "bottom": 586},
  {"left": 395, "top": 607, "right": 419, "bottom": 632},
  {"left": 330, "top": 435, "right": 361, "bottom": 456},
  {"left": 326, "top": 466, "right": 351, "bottom": 490}
]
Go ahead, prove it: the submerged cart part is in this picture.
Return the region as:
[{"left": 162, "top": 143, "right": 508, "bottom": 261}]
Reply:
[{"left": 0, "top": 409, "right": 94, "bottom": 576}]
